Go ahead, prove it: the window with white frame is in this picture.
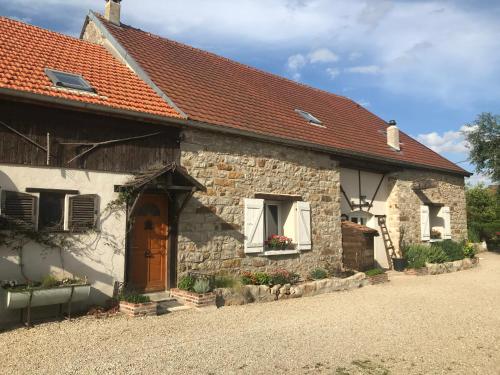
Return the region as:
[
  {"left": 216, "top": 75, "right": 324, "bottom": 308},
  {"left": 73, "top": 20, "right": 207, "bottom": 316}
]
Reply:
[
  {"left": 0, "top": 189, "right": 99, "bottom": 232},
  {"left": 244, "top": 198, "right": 311, "bottom": 254},
  {"left": 420, "top": 204, "right": 451, "bottom": 241}
]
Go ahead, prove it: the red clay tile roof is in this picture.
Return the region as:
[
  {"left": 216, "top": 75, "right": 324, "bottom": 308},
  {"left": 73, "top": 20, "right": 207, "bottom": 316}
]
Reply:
[
  {"left": 0, "top": 17, "right": 181, "bottom": 119},
  {"left": 96, "top": 14, "right": 467, "bottom": 175}
]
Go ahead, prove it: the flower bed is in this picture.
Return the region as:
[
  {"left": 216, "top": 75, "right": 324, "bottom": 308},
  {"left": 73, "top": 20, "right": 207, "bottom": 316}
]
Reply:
[
  {"left": 367, "top": 273, "right": 389, "bottom": 285},
  {"left": 215, "top": 272, "right": 368, "bottom": 306},
  {"left": 119, "top": 301, "right": 158, "bottom": 317},
  {"left": 426, "top": 257, "right": 479, "bottom": 275},
  {"left": 404, "top": 268, "right": 429, "bottom": 276},
  {"left": 170, "top": 288, "right": 216, "bottom": 308}
]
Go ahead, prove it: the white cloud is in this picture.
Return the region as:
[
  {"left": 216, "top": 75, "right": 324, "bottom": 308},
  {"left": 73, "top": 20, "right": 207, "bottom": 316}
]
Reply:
[
  {"left": 466, "top": 172, "right": 492, "bottom": 186},
  {"left": 3, "top": 0, "right": 500, "bottom": 106},
  {"left": 326, "top": 67, "right": 341, "bottom": 79},
  {"left": 416, "top": 127, "right": 471, "bottom": 154},
  {"left": 345, "top": 65, "right": 382, "bottom": 74},
  {"left": 356, "top": 99, "right": 370, "bottom": 107},
  {"left": 287, "top": 48, "right": 339, "bottom": 80},
  {"left": 308, "top": 48, "right": 339, "bottom": 63}
]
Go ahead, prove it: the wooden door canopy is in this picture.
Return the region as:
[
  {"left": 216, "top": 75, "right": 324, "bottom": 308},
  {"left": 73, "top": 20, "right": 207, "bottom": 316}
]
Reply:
[{"left": 342, "top": 221, "right": 378, "bottom": 272}]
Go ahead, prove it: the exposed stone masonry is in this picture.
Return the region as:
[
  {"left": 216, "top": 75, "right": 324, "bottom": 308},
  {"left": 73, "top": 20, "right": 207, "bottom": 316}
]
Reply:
[
  {"left": 386, "top": 170, "right": 468, "bottom": 253},
  {"left": 178, "top": 128, "right": 342, "bottom": 278}
]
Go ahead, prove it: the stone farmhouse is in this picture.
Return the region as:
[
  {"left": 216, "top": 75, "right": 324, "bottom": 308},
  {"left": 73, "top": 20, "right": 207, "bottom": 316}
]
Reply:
[{"left": 0, "top": 0, "right": 469, "bottom": 324}]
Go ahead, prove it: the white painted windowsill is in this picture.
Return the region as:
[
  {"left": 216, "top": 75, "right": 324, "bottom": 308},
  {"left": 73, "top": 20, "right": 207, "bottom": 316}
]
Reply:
[{"left": 263, "top": 250, "right": 300, "bottom": 256}]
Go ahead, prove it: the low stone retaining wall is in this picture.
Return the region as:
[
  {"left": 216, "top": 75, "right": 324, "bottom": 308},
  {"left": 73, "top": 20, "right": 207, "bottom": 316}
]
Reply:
[
  {"left": 216, "top": 272, "right": 368, "bottom": 306},
  {"left": 426, "top": 257, "right": 479, "bottom": 275},
  {"left": 367, "top": 273, "right": 389, "bottom": 285},
  {"left": 119, "top": 301, "right": 158, "bottom": 317},
  {"left": 170, "top": 288, "right": 216, "bottom": 308}
]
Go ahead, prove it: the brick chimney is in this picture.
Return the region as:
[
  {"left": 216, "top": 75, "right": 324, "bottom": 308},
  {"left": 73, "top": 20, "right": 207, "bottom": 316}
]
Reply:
[
  {"left": 387, "top": 120, "right": 400, "bottom": 151},
  {"left": 105, "top": 0, "right": 121, "bottom": 26}
]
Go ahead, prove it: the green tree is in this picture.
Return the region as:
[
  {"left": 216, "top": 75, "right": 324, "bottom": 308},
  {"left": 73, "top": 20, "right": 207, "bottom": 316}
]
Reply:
[
  {"left": 466, "top": 184, "right": 499, "bottom": 243},
  {"left": 464, "top": 113, "right": 500, "bottom": 183}
]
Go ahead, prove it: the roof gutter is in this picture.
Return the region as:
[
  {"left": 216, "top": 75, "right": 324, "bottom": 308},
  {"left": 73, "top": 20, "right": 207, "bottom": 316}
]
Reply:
[
  {"left": 0, "top": 86, "right": 471, "bottom": 177},
  {"left": 181, "top": 118, "right": 472, "bottom": 177},
  {"left": 0, "top": 87, "right": 189, "bottom": 128}
]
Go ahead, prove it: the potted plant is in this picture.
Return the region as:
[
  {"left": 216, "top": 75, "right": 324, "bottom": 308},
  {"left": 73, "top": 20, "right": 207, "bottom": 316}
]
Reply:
[
  {"left": 266, "top": 235, "right": 293, "bottom": 250},
  {"left": 430, "top": 229, "right": 442, "bottom": 240},
  {"left": 4, "top": 275, "right": 90, "bottom": 309}
]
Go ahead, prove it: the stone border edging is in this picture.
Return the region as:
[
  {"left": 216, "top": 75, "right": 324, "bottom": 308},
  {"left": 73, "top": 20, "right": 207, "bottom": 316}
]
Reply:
[
  {"left": 425, "top": 257, "right": 479, "bottom": 275},
  {"left": 215, "top": 272, "right": 368, "bottom": 306}
]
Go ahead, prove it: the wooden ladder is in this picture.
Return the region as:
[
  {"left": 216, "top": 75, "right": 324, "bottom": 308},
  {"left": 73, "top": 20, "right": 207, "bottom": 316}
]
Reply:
[{"left": 376, "top": 215, "right": 397, "bottom": 269}]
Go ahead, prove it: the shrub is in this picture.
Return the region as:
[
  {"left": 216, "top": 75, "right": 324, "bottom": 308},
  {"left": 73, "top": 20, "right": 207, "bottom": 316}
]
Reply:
[
  {"left": 365, "top": 268, "right": 384, "bottom": 277},
  {"left": 254, "top": 272, "right": 271, "bottom": 285},
  {"left": 119, "top": 291, "right": 150, "bottom": 304},
  {"left": 240, "top": 271, "right": 257, "bottom": 285},
  {"left": 193, "top": 278, "right": 211, "bottom": 294},
  {"left": 309, "top": 268, "right": 328, "bottom": 280},
  {"left": 433, "top": 240, "right": 464, "bottom": 261},
  {"left": 425, "top": 246, "right": 448, "bottom": 264},
  {"left": 41, "top": 275, "right": 60, "bottom": 289},
  {"left": 404, "top": 244, "right": 428, "bottom": 269},
  {"left": 269, "top": 269, "right": 300, "bottom": 285},
  {"left": 214, "top": 275, "right": 239, "bottom": 288},
  {"left": 178, "top": 275, "right": 196, "bottom": 291},
  {"left": 463, "top": 242, "right": 476, "bottom": 259}
]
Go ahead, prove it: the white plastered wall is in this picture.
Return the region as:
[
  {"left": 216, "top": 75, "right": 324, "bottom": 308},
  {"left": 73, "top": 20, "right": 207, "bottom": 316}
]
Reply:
[
  {"left": 0, "top": 164, "right": 132, "bottom": 326},
  {"left": 340, "top": 168, "right": 391, "bottom": 268}
]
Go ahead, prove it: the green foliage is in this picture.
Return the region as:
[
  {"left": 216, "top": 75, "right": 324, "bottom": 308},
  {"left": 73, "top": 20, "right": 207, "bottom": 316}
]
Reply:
[
  {"left": 254, "top": 272, "right": 271, "bottom": 285},
  {"left": 404, "top": 244, "right": 429, "bottom": 269},
  {"left": 240, "top": 269, "right": 300, "bottom": 286},
  {"left": 463, "top": 242, "right": 476, "bottom": 259},
  {"left": 364, "top": 268, "right": 384, "bottom": 277},
  {"left": 464, "top": 113, "right": 500, "bottom": 183},
  {"left": 118, "top": 291, "right": 150, "bottom": 304},
  {"left": 240, "top": 271, "right": 257, "bottom": 285},
  {"left": 425, "top": 245, "right": 449, "bottom": 264},
  {"left": 432, "top": 240, "right": 464, "bottom": 261},
  {"left": 178, "top": 275, "right": 196, "bottom": 291},
  {"left": 269, "top": 269, "right": 300, "bottom": 285},
  {"left": 309, "top": 268, "right": 328, "bottom": 280},
  {"left": 40, "top": 274, "right": 60, "bottom": 289},
  {"left": 214, "top": 275, "right": 239, "bottom": 288},
  {"left": 193, "top": 278, "right": 211, "bottom": 294}
]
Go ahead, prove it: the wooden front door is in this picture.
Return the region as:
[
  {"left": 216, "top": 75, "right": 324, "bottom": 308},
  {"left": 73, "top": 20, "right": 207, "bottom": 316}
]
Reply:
[{"left": 130, "top": 194, "right": 168, "bottom": 292}]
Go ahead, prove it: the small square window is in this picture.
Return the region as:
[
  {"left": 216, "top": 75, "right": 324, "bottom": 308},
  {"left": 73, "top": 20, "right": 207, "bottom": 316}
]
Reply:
[
  {"left": 295, "top": 109, "right": 323, "bottom": 125},
  {"left": 39, "top": 192, "right": 65, "bottom": 231},
  {"left": 45, "top": 69, "right": 95, "bottom": 93}
]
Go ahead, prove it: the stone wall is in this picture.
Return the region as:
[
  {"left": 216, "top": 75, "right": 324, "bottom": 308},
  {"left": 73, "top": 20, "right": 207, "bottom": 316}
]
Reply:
[
  {"left": 386, "top": 170, "right": 467, "bottom": 253},
  {"left": 178, "top": 128, "right": 341, "bottom": 278}
]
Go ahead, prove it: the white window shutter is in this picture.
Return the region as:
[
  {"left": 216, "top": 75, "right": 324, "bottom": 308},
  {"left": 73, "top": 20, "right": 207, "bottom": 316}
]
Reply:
[
  {"left": 68, "top": 194, "right": 100, "bottom": 231},
  {"left": 244, "top": 198, "right": 265, "bottom": 253},
  {"left": 296, "top": 201, "right": 312, "bottom": 250},
  {"left": 441, "top": 206, "right": 451, "bottom": 239},
  {"left": 420, "top": 205, "right": 430, "bottom": 241},
  {"left": 1, "top": 190, "right": 37, "bottom": 229}
]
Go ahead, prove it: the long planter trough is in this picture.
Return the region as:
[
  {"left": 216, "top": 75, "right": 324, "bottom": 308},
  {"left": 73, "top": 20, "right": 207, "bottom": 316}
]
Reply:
[{"left": 6, "top": 284, "right": 91, "bottom": 309}]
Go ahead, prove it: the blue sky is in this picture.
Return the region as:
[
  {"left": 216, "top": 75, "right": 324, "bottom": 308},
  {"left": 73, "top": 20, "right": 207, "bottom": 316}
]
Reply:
[{"left": 1, "top": 0, "right": 499, "bottom": 184}]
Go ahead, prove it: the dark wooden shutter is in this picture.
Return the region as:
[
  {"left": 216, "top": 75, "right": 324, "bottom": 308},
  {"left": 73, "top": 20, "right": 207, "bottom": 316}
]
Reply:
[
  {"left": 68, "top": 194, "right": 99, "bottom": 231},
  {"left": 1, "top": 191, "right": 37, "bottom": 229}
]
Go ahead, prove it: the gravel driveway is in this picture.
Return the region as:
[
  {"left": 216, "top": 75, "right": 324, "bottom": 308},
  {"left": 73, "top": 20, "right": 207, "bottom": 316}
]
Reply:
[{"left": 2, "top": 252, "right": 500, "bottom": 375}]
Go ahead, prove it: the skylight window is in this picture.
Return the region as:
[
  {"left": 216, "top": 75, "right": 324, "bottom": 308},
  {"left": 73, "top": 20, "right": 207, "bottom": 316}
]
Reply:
[
  {"left": 45, "top": 69, "right": 95, "bottom": 93},
  {"left": 295, "top": 109, "right": 323, "bottom": 126}
]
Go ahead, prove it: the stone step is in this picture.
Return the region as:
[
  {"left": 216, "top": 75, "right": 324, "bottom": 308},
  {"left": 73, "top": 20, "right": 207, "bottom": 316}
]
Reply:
[
  {"left": 144, "top": 291, "right": 171, "bottom": 302},
  {"left": 157, "top": 299, "right": 191, "bottom": 315}
]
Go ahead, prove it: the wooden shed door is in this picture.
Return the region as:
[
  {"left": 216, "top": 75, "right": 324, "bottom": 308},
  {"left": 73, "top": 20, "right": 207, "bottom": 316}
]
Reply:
[{"left": 130, "top": 194, "right": 168, "bottom": 292}]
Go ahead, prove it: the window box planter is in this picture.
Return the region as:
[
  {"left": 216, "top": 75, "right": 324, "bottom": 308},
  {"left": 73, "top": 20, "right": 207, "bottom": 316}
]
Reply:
[
  {"left": 6, "top": 284, "right": 91, "bottom": 309},
  {"left": 5, "top": 283, "right": 91, "bottom": 327},
  {"left": 119, "top": 301, "right": 158, "bottom": 317},
  {"left": 170, "top": 288, "right": 216, "bottom": 308}
]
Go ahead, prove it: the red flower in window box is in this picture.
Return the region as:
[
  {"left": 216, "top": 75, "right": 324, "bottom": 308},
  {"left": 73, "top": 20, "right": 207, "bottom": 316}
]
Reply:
[{"left": 265, "top": 234, "right": 293, "bottom": 250}]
